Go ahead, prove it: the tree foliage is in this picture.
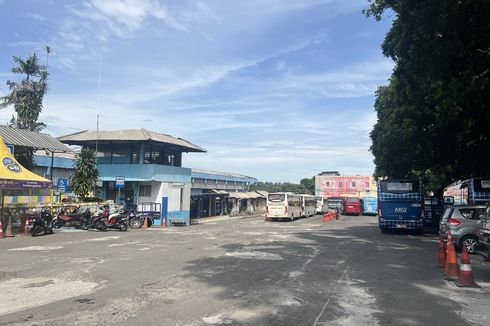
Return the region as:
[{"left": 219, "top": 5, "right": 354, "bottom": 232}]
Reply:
[
  {"left": 250, "top": 177, "right": 315, "bottom": 195},
  {"left": 1, "top": 50, "right": 50, "bottom": 169},
  {"left": 71, "top": 147, "right": 99, "bottom": 200},
  {"left": 366, "top": 0, "right": 490, "bottom": 194}
]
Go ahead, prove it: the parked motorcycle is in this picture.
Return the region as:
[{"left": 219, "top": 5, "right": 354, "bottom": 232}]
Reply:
[
  {"left": 81, "top": 206, "right": 108, "bottom": 232},
  {"left": 28, "top": 209, "right": 54, "bottom": 236},
  {"left": 52, "top": 207, "right": 90, "bottom": 229},
  {"left": 106, "top": 209, "right": 128, "bottom": 231},
  {"left": 129, "top": 211, "right": 154, "bottom": 229}
]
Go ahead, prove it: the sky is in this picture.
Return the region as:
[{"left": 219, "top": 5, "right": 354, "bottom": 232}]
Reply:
[{"left": 0, "top": 0, "right": 394, "bottom": 182}]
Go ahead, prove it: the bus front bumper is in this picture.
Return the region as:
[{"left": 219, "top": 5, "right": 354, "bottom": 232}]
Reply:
[{"left": 379, "top": 219, "right": 424, "bottom": 230}]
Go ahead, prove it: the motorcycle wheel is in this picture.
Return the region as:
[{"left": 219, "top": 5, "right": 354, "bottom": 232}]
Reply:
[
  {"left": 52, "top": 220, "right": 63, "bottom": 229},
  {"left": 129, "top": 218, "right": 142, "bottom": 229},
  {"left": 119, "top": 223, "right": 128, "bottom": 232},
  {"left": 95, "top": 221, "right": 108, "bottom": 232},
  {"left": 31, "top": 225, "right": 44, "bottom": 237}
]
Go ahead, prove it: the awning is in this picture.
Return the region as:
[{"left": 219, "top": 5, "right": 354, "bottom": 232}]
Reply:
[
  {"left": 228, "top": 191, "right": 266, "bottom": 199},
  {"left": 0, "top": 126, "right": 73, "bottom": 153},
  {"left": 0, "top": 136, "right": 52, "bottom": 189}
]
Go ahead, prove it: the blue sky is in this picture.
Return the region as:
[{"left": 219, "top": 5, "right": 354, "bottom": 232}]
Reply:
[{"left": 0, "top": 0, "right": 393, "bottom": 182}]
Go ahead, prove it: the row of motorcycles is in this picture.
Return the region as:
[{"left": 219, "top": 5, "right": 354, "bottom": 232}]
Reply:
[{"left": 27, "top": 206, "right": 153, "bottom": 236}]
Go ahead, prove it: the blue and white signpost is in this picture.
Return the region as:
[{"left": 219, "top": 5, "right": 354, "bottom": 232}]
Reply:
[
  {"left": 57, "top": 178, "right": 68, "bottom": 193},
  {"left": 115, "top": 176, "right": 125, "bottom": 205}
]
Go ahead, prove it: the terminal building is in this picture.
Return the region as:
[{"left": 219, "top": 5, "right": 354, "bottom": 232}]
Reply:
[{"left": 59, "top": 129, "right": 206, "bottom": 225}]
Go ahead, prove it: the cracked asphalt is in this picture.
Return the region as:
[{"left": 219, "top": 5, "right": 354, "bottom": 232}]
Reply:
[{"left": 1, "top": 214, "right": 489, "bottom": 326}]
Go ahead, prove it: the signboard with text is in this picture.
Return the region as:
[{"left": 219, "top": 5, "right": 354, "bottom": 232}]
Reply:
[{"left": 115, "top": 176, "right": 125, "bottom": 189}]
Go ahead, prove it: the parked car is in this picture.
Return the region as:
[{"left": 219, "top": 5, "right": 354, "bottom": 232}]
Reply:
[
  {"left": 475, "top": 204, "right": 490, "bottom": 261},
  {"left": 439, "top": 205, "right": 486, "bottom": 253}
]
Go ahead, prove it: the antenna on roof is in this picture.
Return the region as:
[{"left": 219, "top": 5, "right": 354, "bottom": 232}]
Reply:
[{"left": 95, "top": 54, "right": 102, "bottom": 156}]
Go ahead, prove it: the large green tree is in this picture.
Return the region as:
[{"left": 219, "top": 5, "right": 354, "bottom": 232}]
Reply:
[
  {"left": 366, "top": 0, "right": 490, "bottom": 194},
  {"left": 71, "top": 147, "right": 99, "bottom": 200},
  {"left": 1, "top": 49, "right": 50, "bottom": 169}
]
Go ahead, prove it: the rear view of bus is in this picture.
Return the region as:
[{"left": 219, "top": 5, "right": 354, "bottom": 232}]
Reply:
[
  {"left": 266, "top": 192, "right": 301, "bottom": 221},
  {"left": 361, "top": 196, "right": 378, "bottom": 215},
  {"left": 378, "top": 179, "right": 424, "bottom": 232}
]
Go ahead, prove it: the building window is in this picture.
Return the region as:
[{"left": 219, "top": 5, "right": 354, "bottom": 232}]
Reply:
[
  {"left": 96, "top": 145, "right": 112, "bottom": 164},
  {"left": 131, "top": 144, "right": 140, "bottom": 164},
  {"left": 180, "top": 188, "right": 184, "bottom": 211},
  {"left": 112, "top": 145, "right": 131, "bottom": 164},
  {"left": 139, "top": 184, "right": 152, "bottom": 197},
  {"left": 351, "top": 182, "right": 356, "bottom": 187},
  {"left": 338, "top": 182, "right": 343, "bottom": 187}
]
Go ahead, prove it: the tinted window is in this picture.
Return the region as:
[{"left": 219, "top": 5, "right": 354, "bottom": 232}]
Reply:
[
  {"left": 380, "top": 180, "right": 420, "bottom": 193},
  {"left": 268, "top": 194, "right": 285, "bottom": 202},
  {"left": 459, "top": 208, "right": 485, "bottom": 220}
]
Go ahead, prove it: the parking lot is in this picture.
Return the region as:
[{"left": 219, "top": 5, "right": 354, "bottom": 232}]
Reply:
[{"left": 1, "top": 215, "right": 489, "bottom": 326}]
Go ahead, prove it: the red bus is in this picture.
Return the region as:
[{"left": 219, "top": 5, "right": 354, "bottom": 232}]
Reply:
[{"left": 344, "top": 197, "right": 361, "bottom": 216}]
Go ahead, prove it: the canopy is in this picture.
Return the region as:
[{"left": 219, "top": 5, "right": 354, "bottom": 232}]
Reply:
[{"left": 0, "top": 136, "right": 52, "bottom": 189}]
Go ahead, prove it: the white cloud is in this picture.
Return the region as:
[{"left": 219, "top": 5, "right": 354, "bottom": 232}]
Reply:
[{"left": 23, "top": 12, "right": 46, "bottom": 21}]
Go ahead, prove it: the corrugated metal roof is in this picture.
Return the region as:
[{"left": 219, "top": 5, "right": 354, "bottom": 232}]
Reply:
[
  {"left": 0, "top": 126, "right": 73, "bottom": 153},
  {"left": 192, "top": 168, "right": 256, "bottom": 180},
  {"left": 58, "top": 128, "right": 206, "bottom": 153},
  {"left": 228, "top": 191, "right": 265, "bottom": 199}
]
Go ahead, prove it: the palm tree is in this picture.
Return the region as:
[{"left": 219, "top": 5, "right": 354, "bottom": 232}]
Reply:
[{"left": 0, "top": 49, "right": 49, "bottom": 131}]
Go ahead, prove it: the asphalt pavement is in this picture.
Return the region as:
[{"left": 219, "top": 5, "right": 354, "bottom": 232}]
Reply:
[{"left": 1, "top": 214, "right": 489, "bottom": 326}]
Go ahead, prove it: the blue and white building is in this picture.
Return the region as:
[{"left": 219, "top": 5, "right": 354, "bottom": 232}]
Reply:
[{"left": 59, "top": 129, "right": 206, "bottom": 225}]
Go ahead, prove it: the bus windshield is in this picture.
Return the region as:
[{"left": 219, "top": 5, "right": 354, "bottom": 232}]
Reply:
[
  {"left": 346, "top": 198, "right": 359, "bottom": 203},
  {"left": 380, "top": 180, "right": 420, "bottom": 193},
  {"left": 268, "top": 194, "right": 285, "bottom": 202}
]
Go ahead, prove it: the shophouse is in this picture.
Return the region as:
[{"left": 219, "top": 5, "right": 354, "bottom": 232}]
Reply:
[
  {"left": 190, "top": 169, "right": 265, "bottom": 218},
  {"left": 59, "top": 129, "right": 206, "bottom": 226}
]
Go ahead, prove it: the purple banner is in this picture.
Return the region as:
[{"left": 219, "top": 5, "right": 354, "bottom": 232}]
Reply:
[{"left": 0, "top": 179, "right": 52, "bottom": 189}]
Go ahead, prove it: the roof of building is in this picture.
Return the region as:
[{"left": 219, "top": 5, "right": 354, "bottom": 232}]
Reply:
[
  {"left": 0, "top": 126, "right": 73, "bottom": 153},
  {"left": 58, "top": 128, "right": 206, "bottom": 153},
  {"left": 191, "top": 168, "right": 256, "bottom": 182},
  {"left": 228, "top": 191, "right": 265, "bottom": 199}
]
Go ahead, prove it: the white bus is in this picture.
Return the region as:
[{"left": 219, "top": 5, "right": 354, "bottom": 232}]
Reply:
[
  {"left": 300, "top": 194, "right": 317, "bottom": 217},
  {"left": 267, "top": 192, "right": 302, "bottom": 221},
  {"left": 315, "top": 196, "right": 328, "bottom": 214}
]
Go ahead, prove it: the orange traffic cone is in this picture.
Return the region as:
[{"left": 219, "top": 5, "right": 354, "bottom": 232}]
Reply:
[
  {"left": 456, "top": 246, "right": 480, "bottom": 288},
  {"left": 0, "top": 219, "right": 4, "bottom": 239},
  {"left": 437, "top": 237, "right": 447, "bottom": 268},
  {"left": 444, "top": 232, "right": 459, "bottom": 281},
  {"left": 143, "top": 217, "right": 148, "bottom": 229}
]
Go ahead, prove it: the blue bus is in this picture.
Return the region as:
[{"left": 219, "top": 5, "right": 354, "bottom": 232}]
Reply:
[
  {"left": 378, "top": 179, "right": 424, "bottom": 232},
  {"left": 361, "top": 196, "right": 378, "bottom": 215}
]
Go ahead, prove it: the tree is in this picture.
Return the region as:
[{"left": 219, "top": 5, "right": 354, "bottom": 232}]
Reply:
[
  {"left": 71, "top": 148, "right": 99, "bottom": 200},
  {"left": 250, "top": 178, "right": 315, "bottom": 195},
  {"left": 1, "top": 50, "right": 50, "bottom": 169},
  {"left": 300, "top": 177, "right": 315, "bottom": 195},
  {"left": 365, "top": 0, "right": 490, "bottom": 194}
]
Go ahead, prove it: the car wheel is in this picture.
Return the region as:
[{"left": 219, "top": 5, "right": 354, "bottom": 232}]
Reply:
[{"left": 460, "top": 236, "right": 478, "bottom": 254}]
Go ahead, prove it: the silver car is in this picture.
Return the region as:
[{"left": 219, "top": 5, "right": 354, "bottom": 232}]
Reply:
[{"left": 439, "top": 205, "right": 486, "bottom": 253}]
